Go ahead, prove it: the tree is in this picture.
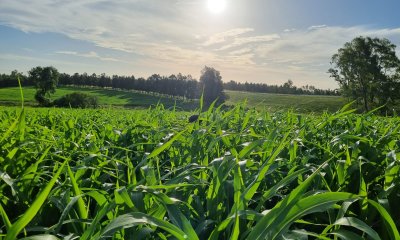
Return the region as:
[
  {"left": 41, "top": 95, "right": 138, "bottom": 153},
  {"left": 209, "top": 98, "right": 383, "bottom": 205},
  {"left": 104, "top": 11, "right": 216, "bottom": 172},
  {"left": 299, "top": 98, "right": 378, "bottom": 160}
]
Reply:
[
  {"left": 29, "top": 66, "right": 60, "bottom": 106},
  {"left": 328, "top": 36, "right": 400, "bottom": 112},
  {"left": 199, "top": 66, "right": 226, "bottom": 106}
]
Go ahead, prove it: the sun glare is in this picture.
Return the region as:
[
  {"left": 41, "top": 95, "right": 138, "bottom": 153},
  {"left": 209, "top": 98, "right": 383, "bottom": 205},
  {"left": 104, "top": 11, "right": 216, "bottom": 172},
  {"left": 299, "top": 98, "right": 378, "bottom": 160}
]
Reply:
[{"left": 207, "top": 0, "right": 227, "bottom": 14}]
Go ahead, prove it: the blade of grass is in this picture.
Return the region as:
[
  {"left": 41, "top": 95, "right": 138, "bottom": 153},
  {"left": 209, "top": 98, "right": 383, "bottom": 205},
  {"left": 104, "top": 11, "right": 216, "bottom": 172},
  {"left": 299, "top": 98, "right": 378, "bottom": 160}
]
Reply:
[
  {"left": 0, "top": 203, "right": 11, "bottom": 231},
  {"left": 248, "top": 192, "right": 359, "bottom": 239},
  {"left": 165, "top": 205, "right": 199, "bottom": 240},
  {"left": 332, "top": 217, "right": 381, "bottom": 240},
  {"left": 97, "top": 212, "right": 188, "bottom": 240},
  {"left": 5, "top": 159, "right": 68, "bottom": 240},
  {"left": 367, "top": 199, "right": 400, "bottom": 240},
  {"left": 67, "top": 164, "right": 88, "bottom": 227}
]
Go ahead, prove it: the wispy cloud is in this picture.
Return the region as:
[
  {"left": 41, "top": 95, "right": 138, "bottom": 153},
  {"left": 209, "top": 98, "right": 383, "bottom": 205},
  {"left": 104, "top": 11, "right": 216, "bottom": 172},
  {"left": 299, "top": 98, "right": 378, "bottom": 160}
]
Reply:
[
  {"left": 203, "top": 28, "right": 254, "bottom": 46},
  {"left": 217, "top": 34, "right": 280, "bottom": 51},
  {"left": 56, "top": 51, "right": 120, "bottom": 62},
  {"left": 1, "top": 1, "right": 400, "bottom": 88},
  {"left": 308, "top": 25, "right": 327, "bottom": 30}
]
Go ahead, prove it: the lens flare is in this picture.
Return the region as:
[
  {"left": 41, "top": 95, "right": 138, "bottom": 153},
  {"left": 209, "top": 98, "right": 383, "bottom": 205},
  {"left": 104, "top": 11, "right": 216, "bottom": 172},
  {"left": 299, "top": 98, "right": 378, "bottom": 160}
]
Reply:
[{"left": 207, "top": 0, "right": 227, "bottom": 14}]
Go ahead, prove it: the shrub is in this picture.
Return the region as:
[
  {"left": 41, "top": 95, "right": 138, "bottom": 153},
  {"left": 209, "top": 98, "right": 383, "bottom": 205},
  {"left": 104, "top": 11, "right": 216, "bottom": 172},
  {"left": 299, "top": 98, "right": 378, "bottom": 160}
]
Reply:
[{"left": 53, "top": 92, "right": 99, "bottom": 108}]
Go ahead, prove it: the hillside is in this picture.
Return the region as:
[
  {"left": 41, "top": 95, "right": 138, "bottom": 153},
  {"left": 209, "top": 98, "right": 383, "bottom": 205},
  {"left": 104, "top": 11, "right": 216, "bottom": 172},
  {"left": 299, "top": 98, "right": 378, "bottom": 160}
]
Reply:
[
  {"left": 0, "top": 86, "right": 198, "bottom": 110},
  {"left": 225, "top": 90, "right": 346, "bottom": 113},
  {"left": 0, "top": 86, "right": 346, "bottom": 113}
]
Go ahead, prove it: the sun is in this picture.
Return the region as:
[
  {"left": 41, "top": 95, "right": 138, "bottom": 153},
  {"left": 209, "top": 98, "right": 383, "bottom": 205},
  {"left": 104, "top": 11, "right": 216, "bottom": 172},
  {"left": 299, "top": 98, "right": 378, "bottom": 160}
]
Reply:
[{"left": 207, "top": 0, "right": 227, "bottom": 14}]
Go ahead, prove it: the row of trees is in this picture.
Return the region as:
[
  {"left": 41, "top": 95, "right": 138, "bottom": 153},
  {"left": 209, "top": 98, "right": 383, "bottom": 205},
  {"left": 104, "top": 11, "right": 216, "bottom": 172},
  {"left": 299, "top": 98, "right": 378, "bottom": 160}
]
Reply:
[
  {"left": 224, "top": 79, "right": 339, "bottom": 95},
  {"left": 1, "top": 71, "right": 339, "bottom": 100},
  {"left": 0, "top": 70, "right": 30, "bottom": 88},
  {"left": 0, "top": 71, "right": 200, "bottom": 100},
  {"left": 5, "top": 66, "right": 225, "bottom": 107},
  {"left": 58, "top": 73, "right": 199, "bottom": 99}
]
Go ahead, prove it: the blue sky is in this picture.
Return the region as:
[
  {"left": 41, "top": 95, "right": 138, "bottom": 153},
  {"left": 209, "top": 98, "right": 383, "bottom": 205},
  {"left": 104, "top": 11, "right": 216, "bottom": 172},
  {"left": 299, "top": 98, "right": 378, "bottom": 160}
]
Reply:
[{"left": 1, "top": 0, "right": 400, "bottom": 89}]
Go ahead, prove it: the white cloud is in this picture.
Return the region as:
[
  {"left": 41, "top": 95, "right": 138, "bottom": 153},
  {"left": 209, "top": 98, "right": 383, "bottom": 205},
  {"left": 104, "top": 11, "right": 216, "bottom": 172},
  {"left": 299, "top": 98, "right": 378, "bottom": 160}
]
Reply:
[
  {"left": 308, "top": 25, "right": 327, "bottom": 30},
  {"left": 217, "top": 34, "right": 280, "bottom": 51},
  {"left": 1, "top": 1, "right": 400, "bottom": 88},
  {"left": 283, "top": 28, "right": 296, "bottom": 33},
  {"left": 203, "top": 28, "right": 254, "bottom": 46},
  {"left": 55, "top": 51, "right": 120, "bottom": 62}
]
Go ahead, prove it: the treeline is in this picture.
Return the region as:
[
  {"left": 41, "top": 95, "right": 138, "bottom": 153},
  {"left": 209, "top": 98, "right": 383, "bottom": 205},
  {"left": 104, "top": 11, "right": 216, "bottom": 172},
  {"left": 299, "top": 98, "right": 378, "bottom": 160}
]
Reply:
[
  {"left": 1, "top": 70, "right": 338, "bottom": 97},
  {"left": 0, "top": 71, "right": 199, "bottom": 99},
  {"left": 0, "top": 70, "right": 31, "bottom": 87},
  {"left": 224, "top": 79, "right": 339, "bottom": 95},
  {"left": 58, "top": 73, "right": 199, "bottom": 99}
]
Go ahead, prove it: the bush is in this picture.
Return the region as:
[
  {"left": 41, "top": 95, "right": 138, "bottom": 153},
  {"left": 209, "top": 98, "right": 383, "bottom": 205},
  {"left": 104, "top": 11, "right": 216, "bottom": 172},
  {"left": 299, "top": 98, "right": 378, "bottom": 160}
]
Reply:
[{"left": 53, "top": 92, "right": 99, "bottom": 108}]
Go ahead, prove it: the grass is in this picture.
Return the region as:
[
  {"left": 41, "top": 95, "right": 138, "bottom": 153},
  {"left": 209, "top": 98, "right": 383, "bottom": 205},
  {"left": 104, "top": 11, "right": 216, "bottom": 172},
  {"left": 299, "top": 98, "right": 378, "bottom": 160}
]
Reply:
[
  {"left": 0, "top": 86, "right": 346, "bottom": 113},
  {"left": 0, "top": 102, "right": 399, "bottom": 239},
  {"left": 0, "top": 86, "right": 198, "bottom": 110},
  {"left": 225, "top": 90, "right": 346, "bottom": 113}
]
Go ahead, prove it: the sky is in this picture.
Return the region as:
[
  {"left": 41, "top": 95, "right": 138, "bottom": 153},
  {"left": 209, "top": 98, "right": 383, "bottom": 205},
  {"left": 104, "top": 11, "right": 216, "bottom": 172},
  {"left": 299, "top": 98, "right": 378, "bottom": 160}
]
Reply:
[{"left": 1, "top": 0, "right": 400, "bottom": 89}]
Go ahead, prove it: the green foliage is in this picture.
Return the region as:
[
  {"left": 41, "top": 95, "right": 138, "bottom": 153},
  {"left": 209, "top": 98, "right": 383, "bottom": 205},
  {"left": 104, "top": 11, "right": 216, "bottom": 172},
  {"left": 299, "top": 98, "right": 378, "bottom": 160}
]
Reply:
[
  {"left": 28, "top": 66, "right": 60, "bottom": 106},
  {"left": 329, "top": 36, "right": 400, "bottom": 113},
  {"left": 199, "top": 66, "right": 226, "bottom": 107},
  {"left": 0, "top": 103, "right": 399, "bottom": 239},
  {"left": 53, "top": 92, "right": 99, "bottom": 108}
]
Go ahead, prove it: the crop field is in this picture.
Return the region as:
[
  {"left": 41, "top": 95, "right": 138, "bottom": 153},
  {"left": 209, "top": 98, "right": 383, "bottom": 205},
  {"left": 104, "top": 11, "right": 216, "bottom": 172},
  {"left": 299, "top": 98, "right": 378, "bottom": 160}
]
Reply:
[{"left": 1, "top": 103, "right": 400, "bottom": 239}]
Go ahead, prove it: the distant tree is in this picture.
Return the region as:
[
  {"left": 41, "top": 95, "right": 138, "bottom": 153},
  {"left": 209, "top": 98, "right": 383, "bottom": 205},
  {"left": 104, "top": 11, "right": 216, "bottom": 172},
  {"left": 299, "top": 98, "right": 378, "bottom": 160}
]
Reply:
[
  {"left": 328, "top": 36, "right": 400, "bottom": 112},
  {"left": 199, "top": 66, "right": 226, "bottom": 106},
  {"left": 53, "top": 92, "right": 98, "bottom": 108},
  {"left": 222, "top": 80, "right": 338, "bottom": 96},
  {"left": 29, "top": 66, "right": 59, "bottom": 106}
]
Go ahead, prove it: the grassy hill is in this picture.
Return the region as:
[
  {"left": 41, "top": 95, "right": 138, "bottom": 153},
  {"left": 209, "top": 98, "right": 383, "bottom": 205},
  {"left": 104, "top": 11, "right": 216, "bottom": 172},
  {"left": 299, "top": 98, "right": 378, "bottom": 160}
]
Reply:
[
  {"left": 0, "top": 86, "right": 198, "bottom": 110},
  {"left": 225, "top": 90, "right": 345, "bottom": 113},
  {"left": 0, "top": 86, "right": 346, "bottom": 113}
]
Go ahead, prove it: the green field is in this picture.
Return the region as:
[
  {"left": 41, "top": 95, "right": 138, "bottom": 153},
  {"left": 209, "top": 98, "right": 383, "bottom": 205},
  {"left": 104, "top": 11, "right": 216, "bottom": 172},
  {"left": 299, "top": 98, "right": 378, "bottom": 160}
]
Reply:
[
  {"left": 0, "top": 87, "right": 346, "bottom": 113},
  {"left": 225, "top": 90, "right": 345, "bottom": 113},
  {"left": 0, "top": 86, "right": 198, "bottom": 110},
  {"left": 0, "top": 104, "right": 399, "bottom": 239}
]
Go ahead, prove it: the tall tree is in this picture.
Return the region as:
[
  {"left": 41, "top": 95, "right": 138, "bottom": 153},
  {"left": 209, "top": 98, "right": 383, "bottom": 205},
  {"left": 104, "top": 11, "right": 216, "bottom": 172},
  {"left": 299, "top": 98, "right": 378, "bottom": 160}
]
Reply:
[
  {"left": 29, "top": 66, "right": 59, "bottom": 105},
  {"left": 199, "top": 66, "right": 226, "bottom": 107},
  {"left": 328, "top": 36, "right": 400, "bottom": 112}
]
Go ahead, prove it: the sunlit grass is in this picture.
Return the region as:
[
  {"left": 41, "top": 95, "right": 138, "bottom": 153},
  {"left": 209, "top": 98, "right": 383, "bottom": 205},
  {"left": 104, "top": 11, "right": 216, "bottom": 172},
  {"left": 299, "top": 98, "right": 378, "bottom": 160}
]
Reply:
[
  {"left": 0, "top": 86, "right": 197, "bottom": 110},
  {"left": 0, "top": 87, "right": 347, "bottom": 113}
]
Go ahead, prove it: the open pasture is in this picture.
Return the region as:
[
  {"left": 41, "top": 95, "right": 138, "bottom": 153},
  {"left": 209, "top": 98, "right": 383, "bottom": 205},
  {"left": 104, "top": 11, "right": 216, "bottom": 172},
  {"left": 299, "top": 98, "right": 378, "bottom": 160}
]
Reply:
[
  {"left": 0, "top": 86, "right": 197, "bottom": 110},
  {"left": 225, "top": 90, "right": 346, "bottom": 113},
  {"left": 0, "top": 87, "right": 346, "bottom": 113}
]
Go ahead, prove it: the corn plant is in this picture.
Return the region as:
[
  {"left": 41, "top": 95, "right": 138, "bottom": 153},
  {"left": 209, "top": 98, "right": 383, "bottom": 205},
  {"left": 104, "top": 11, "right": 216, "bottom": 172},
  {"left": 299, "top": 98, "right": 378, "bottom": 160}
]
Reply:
[{"left": 0, "top": 101, "right": 399, "bottom": 239}]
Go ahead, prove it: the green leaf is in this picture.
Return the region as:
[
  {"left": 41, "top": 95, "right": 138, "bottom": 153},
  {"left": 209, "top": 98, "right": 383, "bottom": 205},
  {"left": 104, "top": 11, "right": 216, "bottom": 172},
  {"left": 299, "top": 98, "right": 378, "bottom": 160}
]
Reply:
[
  {"left": 238, "top": 140, "right": 263, "bottom": 159},
  {"left": 248, "top": 192, "right": 358, "bottom": 239},
  {"left": 367, "top": 199, "right": 400, "bottom": 240},
  {"left": 333, "top": 217, "right": 381, "bottom": 240},
  {"left": 328, "top": 229, "right": 364, "bottom": 240},
  {"left": 20, "top": 234, "right": 60, "bottom": 240},
  {"left": 243, "top": 131, "right": 291, "bottom": 202},
  {"left": 67, "top": 164, "right": 88, "bottom": 223},
  {"left": 165, "top": 205, "right": 199, "bottom": 240},
  {"left": 6, "top": 159, "right": 68, "bottom": 240},
  {"left": 0, "top": 203, "right": 11, "bottom": 231},
  {"left": 147, "top": 129, "right": 186, "bottom": 159},
  {"left": 256, "top": 168, "right": 307, "bottom": 210},
  {"left": 98, "top": 212, "right": 188, "bottom": 240}
]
